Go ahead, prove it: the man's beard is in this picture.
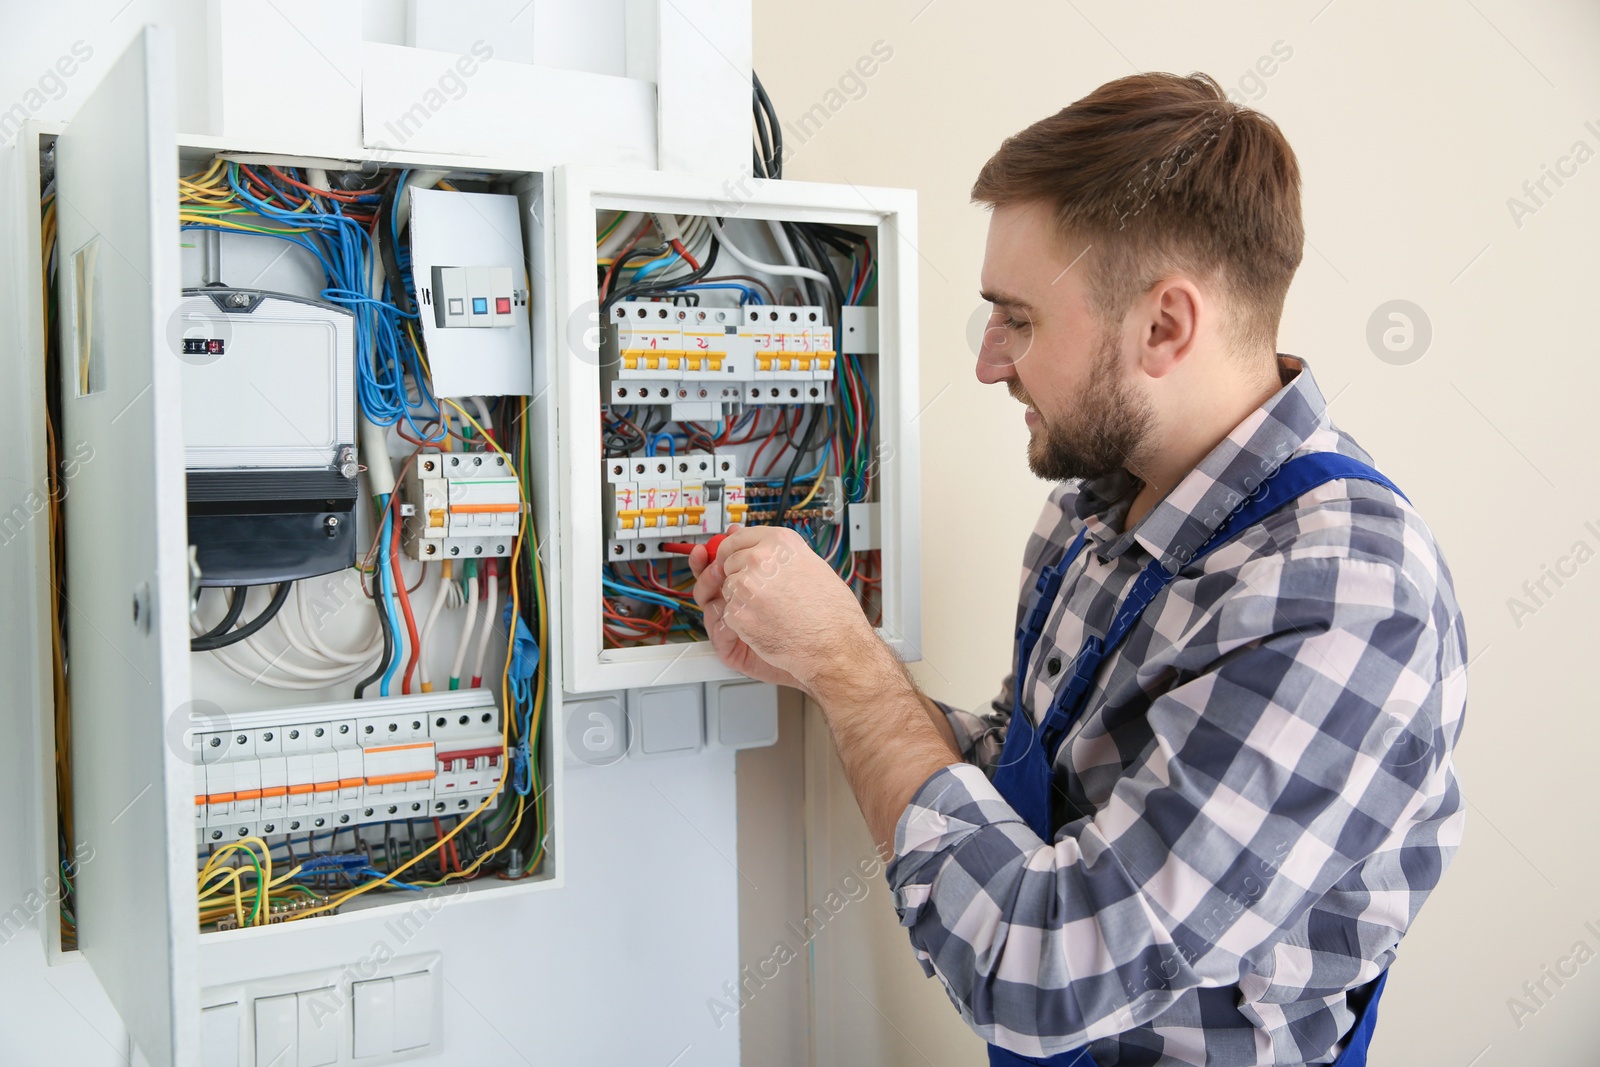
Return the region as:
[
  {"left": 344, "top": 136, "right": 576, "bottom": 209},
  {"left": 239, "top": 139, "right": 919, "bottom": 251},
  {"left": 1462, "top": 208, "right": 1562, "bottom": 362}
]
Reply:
[{"left": 1016, "top": 331, "right": 1155, "bottom": 483}]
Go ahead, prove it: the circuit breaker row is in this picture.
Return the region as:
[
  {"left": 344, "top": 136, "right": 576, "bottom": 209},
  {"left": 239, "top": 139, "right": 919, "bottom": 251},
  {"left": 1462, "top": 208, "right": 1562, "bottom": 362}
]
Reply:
[
  {"left": 192, "top": 693, "right": 504, "bottom": 844},
  {"left": 602, "top": 302, "right": 836, "bottom": 419},
  {"left": 605, "top": 451, "right": 746, "bottom": 561},
  {"left": 402, "top": 449, "right": 520, "bottom": 561}
]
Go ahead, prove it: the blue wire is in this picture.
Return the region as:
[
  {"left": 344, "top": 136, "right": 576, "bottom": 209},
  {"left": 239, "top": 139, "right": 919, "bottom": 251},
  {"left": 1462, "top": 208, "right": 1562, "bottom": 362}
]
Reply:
[
  {"left": 665, "top": 283, "right": 763, "bottom": 305},
  {"left": 602, "top": 576, "right": 696, "bottom": 612},
  {"left": 210, "top": 164, "right": 440, "bottom": 437},
  {"left": 630, "top": 251, "right": 680, "bottom": 282}
]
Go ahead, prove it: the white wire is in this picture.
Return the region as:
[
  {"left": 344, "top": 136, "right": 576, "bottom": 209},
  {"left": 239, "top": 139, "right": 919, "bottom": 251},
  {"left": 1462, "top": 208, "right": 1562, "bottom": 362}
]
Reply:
[
  {"left": 767, "top": 219, "right": 802, "bottom": 268},
  {"left": 469, "top": 396, "right": 494, "bottom": 432},
  {"left": 275, "top": 583, "right": 384, "bottom": 672},
  {"left": 470, "top": 571, "right": 498, "bottom": 683},
  {"left": 597, "top": 211, "right": 649, "bottom": 260},
  {"left": 417, "top": 572, "right": 452, "bottom": 688},
  {"left": 706, "top": 217, "right": 830, "bottom": 285},
  {"left": 292, "top": 578, "right": 383, "bottom": 665},
  {"left": 451, "top": 572, "right": 479, "bottom": 683},
  {"left": 189, "top": 588, "right": 378, "bottom": 690}
]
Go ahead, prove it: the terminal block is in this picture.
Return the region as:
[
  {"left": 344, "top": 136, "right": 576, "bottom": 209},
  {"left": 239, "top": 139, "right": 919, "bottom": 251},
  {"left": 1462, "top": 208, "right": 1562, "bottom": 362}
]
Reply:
[
  {"left": 191, "top": 692, "right": 505, "bottom": 845},
  {"left": 605, "top": 451, "right": 746, "bottom": 562},
  {"left": 402, "top": 449, "right": 521, "bottom": 561}
]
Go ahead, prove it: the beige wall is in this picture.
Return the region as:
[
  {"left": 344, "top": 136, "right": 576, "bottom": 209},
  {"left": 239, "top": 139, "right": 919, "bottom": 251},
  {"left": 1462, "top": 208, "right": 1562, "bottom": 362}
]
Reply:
[{"left": 755, "top": 2, "right": 1600, "bottom": 1064}]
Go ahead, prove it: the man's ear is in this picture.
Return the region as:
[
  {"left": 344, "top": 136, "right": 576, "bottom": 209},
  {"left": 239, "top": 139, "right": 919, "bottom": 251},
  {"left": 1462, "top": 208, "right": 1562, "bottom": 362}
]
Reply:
[{"left": 1136, "top": 277, "right": 1201, "bottom": 379}]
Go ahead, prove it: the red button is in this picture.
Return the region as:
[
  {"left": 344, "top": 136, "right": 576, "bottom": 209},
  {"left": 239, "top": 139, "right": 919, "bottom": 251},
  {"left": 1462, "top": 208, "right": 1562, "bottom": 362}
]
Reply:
[{"left": 495, "top": 297, "right": 511, "bottom": 314}]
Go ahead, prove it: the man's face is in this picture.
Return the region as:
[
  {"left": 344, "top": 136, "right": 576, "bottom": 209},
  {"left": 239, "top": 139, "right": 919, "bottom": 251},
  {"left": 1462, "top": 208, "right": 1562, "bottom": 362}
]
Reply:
[{"left": 975, "top": 201, "right": 1154, "bottom": 482}]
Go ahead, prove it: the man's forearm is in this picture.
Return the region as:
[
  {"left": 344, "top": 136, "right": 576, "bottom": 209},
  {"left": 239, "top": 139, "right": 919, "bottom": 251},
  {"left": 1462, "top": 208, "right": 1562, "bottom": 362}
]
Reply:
[{"left": 810, "top": 638, "right": 962, "bottom": 856}]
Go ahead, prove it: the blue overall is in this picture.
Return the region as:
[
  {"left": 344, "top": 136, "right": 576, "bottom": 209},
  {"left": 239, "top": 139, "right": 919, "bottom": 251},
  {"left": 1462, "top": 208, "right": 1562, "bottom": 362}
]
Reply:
[{"left": 987, "top": 453, "right": 1407, "bottom": 1067}]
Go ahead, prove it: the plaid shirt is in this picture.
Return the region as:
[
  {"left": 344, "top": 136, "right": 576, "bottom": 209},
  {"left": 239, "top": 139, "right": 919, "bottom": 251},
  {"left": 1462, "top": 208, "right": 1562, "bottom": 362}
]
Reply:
[{"left": 887, "top": 357, "right": 1467, "bottom": 1066}]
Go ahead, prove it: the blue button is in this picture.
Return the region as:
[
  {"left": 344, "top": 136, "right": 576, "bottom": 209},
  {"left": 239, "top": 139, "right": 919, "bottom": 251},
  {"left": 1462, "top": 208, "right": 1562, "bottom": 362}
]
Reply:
[{"left": 471, "top": 297, "right": 488, "bottom": 315}]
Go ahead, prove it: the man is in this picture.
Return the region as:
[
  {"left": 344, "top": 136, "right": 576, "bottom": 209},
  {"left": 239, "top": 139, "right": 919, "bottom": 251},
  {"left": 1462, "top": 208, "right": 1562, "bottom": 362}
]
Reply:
[{"left": 691, "top": 72, "right": 1466, "bottom": 1066}]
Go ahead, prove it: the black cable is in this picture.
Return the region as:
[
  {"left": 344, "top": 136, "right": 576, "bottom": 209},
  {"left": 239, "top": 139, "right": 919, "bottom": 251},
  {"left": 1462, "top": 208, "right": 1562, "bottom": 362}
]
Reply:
[
  {"left": 603, "top": 236, "right": 723, "bottom": 317},
  {"left": 793, "top": 224, "right": 847, "bottom": 306},
  {"left": 754, "top": 71, "right": 782, "bottom": 179},
  {"left": 774, "top": 405, "right": 825, "bottom": 527},
  {"left": 752, "top": 82, "right": 775, "bottom": 180},
  {"left": 190, "top": 583, "right": 292, "bottom": 652},
  {"left": 353, "top": 585, "right": 394, "bottom": 699},
  {"left": 196, "top": 587, "right": 247, "bottom": 640}
]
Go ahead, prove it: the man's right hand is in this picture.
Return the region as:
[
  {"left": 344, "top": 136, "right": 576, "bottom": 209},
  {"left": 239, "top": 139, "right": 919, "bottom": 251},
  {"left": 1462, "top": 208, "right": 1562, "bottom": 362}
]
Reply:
[{"left": 687, "top": 527, "right": 809, "bottom": 692}]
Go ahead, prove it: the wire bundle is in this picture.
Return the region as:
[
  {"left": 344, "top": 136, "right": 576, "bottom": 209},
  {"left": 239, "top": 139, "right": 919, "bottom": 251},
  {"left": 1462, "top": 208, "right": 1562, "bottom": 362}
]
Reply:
[
  {"left": 178, "top": 159, "right": 443, "bottom": 438},
  {"left": 170, "top": 160, "right": 553, "bottom": 914}
]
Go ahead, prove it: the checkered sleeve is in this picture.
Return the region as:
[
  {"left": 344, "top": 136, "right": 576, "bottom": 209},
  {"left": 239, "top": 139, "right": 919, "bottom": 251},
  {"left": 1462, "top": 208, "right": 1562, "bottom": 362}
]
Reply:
[
  {"left": 930, "top": 687, "right": 1012, "bottom": 772},
  {"left": 885, "top": 552, "right": 1462, "bottom": 1056}
]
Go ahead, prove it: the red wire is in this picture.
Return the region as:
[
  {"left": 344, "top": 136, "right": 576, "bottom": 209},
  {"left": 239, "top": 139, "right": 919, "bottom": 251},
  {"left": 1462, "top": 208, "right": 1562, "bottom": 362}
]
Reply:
[
  {"left": 761, "top": 407, "right": 806, "bottom": 476},
  {"left": 670, "top": 238, "right": 700, "bottom": 270},
  {"left": 749, "top": 407, "right": 792, "bottom": 475},
  {"left": 392, "top": 518, "right": 420, "bottom": 694},
  {"left": 267, "top": 165, "right": 386, "bottom": 203},
  {"left": 432, "top": 818, "right": 455, "bottom": 873}
]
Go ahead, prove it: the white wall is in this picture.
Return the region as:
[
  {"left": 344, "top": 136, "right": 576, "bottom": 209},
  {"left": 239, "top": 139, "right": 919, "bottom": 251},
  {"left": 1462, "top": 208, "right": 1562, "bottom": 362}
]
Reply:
[{"left": 754, "top": 1, "right": 1600, "bottom": 1065}]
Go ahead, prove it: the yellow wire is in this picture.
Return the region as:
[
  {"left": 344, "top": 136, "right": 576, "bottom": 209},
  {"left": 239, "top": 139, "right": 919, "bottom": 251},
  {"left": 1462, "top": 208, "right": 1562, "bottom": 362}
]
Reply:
[
  {"left": 196, "top": 866, "right": 247, "bottom": 928},
  {"left": 197, "top": 837, "right": 274, "bottom": 926},
  {"left": 791, "top": 462, "right": 829, "bottom": 512},
  {"left": 285, "top": 399, "right": 533, "bottom": 915}
]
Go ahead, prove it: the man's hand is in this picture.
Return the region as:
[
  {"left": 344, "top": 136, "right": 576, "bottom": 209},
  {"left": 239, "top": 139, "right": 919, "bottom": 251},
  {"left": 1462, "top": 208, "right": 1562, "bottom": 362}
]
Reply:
[
  {"left": 689, "top": 525, "right": 877, "bottom": 700},
  {"left": 692, "top": 524, "right": 961, "bottom": 850}
]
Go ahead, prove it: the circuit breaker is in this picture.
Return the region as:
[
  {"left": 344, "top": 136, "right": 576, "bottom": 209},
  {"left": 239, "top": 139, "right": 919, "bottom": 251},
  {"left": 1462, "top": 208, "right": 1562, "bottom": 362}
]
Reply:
[{"left": 402, "top": 450, "right": 520, "bottom": 561}]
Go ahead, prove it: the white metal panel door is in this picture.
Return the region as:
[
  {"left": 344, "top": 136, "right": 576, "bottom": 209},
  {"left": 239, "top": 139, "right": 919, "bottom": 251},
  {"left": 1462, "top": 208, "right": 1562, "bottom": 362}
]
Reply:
[{"left": 55, "top": 26, "right": 198, "bottom": 1067}]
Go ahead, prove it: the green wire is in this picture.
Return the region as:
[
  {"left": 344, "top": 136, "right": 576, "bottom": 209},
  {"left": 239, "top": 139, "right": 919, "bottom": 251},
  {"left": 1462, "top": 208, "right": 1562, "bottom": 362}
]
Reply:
[
  {"left": 596, "top": 211, "right": 626, "bottom": 245},
  {"left": 201, "top": 847, "right": 264, "bottom": 925}
]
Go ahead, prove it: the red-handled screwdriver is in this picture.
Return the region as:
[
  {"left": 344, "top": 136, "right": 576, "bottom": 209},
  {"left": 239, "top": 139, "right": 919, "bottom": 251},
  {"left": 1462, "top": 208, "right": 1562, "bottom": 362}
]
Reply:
[{"left": 660, "top": 532, "right": 729, "bottom": 564}]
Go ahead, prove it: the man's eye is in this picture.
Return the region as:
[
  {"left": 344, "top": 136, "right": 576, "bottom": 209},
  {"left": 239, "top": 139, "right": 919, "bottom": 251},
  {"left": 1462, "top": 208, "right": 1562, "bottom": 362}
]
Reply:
[{"left": 1003, "top": 317, "right": 1029, "bottom": 332}]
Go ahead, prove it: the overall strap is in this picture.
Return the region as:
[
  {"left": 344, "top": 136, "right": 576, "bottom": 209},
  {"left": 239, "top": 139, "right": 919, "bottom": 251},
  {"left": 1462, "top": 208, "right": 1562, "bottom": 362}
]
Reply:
[
  {"left": 1014, "top": 526, "right": 1090, "bottom": 691},
  {"left": 1039, "top": 453, "right": 1408, "bottom": 752},
  {"left": 1197, "top": 452, "right": 1410, "bottom": 562}
]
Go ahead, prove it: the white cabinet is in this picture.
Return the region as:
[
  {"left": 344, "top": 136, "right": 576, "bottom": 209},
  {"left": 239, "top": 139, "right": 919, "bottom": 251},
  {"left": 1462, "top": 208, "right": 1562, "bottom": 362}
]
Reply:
[
  {"left": 39, "top": 28, "right": 569, "bottom": 1066},
  {"left": 54, "top": 27, "right": 199, "bottom": 1067},
  {"left": 22, "top": 24, "right": 920, "bottom": 1067}
]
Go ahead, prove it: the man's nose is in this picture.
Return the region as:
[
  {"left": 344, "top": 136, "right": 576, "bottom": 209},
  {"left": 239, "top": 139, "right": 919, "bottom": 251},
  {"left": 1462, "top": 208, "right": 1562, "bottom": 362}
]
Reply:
[{"left": 975, "top": 316, "right": 1016, "bottom": 385}]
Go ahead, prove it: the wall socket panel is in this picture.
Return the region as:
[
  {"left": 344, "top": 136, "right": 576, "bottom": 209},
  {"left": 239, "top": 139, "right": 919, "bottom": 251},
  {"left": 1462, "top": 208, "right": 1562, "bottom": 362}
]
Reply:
[{"left": 201, "top": 951, "right": 443, "bottom": 1066}]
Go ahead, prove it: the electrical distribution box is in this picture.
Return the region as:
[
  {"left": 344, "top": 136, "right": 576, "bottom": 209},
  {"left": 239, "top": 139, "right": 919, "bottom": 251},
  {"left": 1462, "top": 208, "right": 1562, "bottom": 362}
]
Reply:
[
  {"left": 553, "top": 167, "right": 921, "bottom": 694},
  {"left": 22, "top": 26, "right": 920, "bottom": 1067}
]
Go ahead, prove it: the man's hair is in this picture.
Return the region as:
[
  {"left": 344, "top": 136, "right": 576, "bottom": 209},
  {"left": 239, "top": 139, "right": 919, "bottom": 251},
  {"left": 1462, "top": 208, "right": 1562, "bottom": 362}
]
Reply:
[{"left": 971, "top": 72, "right": 1303, "bottom": 356}]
